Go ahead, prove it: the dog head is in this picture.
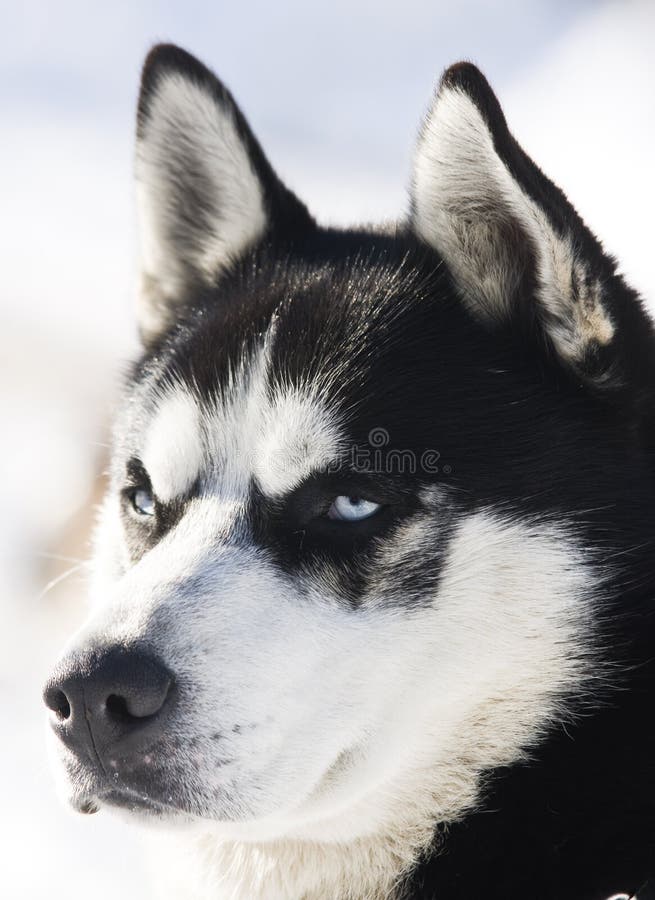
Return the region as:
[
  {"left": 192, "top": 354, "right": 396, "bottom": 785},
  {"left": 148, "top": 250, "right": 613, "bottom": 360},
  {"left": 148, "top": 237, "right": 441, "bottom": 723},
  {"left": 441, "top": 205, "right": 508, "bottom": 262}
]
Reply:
[{"left": 44, "top": 46, "right": 655, "bottom": 844}]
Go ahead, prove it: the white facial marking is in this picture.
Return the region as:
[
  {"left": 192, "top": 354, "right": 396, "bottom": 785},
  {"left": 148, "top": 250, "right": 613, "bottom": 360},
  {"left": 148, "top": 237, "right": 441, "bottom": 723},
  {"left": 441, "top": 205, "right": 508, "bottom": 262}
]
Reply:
[
  {"left": 252, "top": 387, "right": 345, "bottom": 497},
  {"left": 60, "top": 488, "right": 602, "bottom": 900},
  {"left": 136, "top": 340, "right": 345, "bottom": 514},
  {"left": 142, "top": 388, "right": 203, "bottom": 503}
]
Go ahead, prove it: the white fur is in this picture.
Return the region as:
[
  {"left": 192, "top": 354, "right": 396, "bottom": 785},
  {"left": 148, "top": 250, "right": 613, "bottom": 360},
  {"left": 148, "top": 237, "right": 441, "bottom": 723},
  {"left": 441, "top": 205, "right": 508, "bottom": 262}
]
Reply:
[
  {"left": 97, "top": 509, "right": 596, "bottom": 900},
  {"left": 136, "top": 71, "right": 268, "bottom": 340},
  {"left": 51, "top": 345, "right": 601, "bottom": 898},
  {"left": 244, "top": 384, "right": 346, "bottom": 497},
  {"left": 47, "top": 79, "right": 611, "bottom": 895},
  {"left": 45, "top": 57, "right": 614, "bottom": 900},
  {"left": 412, "top": 85, "right": 615, "bottom": 365},
  {"left": 142, "top": 389, "right": 204, "bottom": 503},
  {"left": 137, "top": 346, "right": 345, "bottom": 508}
]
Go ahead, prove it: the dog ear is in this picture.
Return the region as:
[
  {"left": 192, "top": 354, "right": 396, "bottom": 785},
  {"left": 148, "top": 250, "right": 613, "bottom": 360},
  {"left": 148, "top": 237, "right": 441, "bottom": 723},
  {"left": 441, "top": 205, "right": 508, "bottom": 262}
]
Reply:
[
  {"left": 135, "top": 44, "right": 312, "bottom": 345},
  {"left": 410, "top": 62, "right": 655, "bottom": 402}
]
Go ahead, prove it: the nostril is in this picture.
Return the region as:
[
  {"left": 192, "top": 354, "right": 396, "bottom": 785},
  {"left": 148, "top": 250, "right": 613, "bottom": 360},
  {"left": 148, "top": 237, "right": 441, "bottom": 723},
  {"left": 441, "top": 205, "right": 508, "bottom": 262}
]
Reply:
[
  {"left": 105, "top": 675, "right": 171, "bottom": 723},
  {"left": 106, "top": 694, "right": 136, "bottom": 723},
  {"left": 45, "top": 687, "right": 71, "bottom": 721}
]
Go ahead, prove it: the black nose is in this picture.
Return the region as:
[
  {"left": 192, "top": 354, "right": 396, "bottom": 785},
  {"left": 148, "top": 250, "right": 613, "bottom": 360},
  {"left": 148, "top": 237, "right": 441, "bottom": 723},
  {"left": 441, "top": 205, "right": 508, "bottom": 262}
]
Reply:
[{"left": 43, "top": 646, "right": 173, "bottom": 768}]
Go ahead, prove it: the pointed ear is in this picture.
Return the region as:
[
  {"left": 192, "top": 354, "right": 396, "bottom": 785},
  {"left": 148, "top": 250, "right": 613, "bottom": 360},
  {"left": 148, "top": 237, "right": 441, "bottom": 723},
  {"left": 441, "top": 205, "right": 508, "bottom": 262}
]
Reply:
[
  {"left": 135, "top": 44, "right": 312, "bottom": 344},
  {"left": 410, "top": 62, "right": 655, "bottom": 397}
]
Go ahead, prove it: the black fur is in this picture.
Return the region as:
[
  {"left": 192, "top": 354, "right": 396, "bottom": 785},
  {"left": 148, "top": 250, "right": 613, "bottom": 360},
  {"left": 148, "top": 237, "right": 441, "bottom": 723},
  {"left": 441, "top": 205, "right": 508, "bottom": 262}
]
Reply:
[
  {"left": 124, "top": 46, "right": 655, "bottom": 898},
  {"left": 418, "top": 62, "right": 655, "bottom": 423}
]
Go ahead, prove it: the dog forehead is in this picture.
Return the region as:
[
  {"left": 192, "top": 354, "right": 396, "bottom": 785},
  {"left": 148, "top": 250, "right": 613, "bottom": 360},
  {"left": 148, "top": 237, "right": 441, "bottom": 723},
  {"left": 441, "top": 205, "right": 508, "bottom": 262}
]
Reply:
[
  {"left": 138, "top": 352, "right": 344, "bottom": 504},
  {"left": 132, "top": 251, "right": 445, "bottom": 505}
]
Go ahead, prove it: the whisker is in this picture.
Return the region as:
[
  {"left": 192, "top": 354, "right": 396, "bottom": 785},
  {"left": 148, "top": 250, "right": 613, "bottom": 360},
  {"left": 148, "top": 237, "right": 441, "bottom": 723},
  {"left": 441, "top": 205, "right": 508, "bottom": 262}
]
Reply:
[
  {"left": 37, "top": 563, "right": 89, "bottom": 602},
  {"left": 36, "top": 552, "right": 90, "bottom": 566}
]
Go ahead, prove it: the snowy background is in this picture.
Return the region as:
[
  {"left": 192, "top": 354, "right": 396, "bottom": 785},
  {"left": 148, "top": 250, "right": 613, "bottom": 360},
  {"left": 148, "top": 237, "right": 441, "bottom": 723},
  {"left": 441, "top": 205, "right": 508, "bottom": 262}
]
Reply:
[{"left": 1, "top": 1, "right": 654, "bottom": 897}]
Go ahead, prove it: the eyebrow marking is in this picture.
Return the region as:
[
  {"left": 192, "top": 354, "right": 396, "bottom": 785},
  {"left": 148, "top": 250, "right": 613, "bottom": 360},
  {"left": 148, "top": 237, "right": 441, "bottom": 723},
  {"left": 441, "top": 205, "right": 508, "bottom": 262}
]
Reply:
[
  {"left": 252, "top": 388, "right": 345, "bottom": 498},
  {"left": 141, "top": 387, "right": 204, "bottom": 504}
]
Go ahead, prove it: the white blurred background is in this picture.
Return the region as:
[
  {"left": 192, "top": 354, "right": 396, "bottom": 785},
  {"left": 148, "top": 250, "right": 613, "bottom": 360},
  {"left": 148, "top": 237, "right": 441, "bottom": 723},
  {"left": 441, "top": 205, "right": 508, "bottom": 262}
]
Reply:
[{"left": 1, "top": 1, "right": 653, "bottom": 896}]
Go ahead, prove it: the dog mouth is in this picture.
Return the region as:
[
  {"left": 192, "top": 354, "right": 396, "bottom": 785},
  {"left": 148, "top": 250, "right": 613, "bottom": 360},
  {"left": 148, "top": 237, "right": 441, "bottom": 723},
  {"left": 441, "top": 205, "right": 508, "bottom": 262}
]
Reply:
[
  {"left": 94, "top": 787, "right": 175, "bottom": 816},
  {"left": 71, "top": 776, "right": 190, "bottom": 819},
  {"left": 62, "top": 740, "right": 242, "bottom": 822},
  {"left": 63, "top": 751, "right": 197, "bottom": 819}
]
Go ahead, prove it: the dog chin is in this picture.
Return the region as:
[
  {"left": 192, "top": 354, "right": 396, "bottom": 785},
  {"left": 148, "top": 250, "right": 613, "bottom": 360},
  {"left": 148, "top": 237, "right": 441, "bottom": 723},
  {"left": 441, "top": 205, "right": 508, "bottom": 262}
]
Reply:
[{"left": 54, "top": 727, "right": 352, "bottom": 835}]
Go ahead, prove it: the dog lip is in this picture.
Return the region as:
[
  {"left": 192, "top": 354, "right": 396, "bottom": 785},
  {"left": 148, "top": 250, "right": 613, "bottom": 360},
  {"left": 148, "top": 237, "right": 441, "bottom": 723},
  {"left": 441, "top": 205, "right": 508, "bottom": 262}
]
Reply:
[
  {"left": 69, "top": 792, "right": 101, "bottom": 815},
  {"left": 78, "top": 798, "right": 99, "bottom": 815},
  {"left": 72, "top": 757, "right": 189, "bottom": 815},
  {"left": 61, "top": 739, "right": 236, "bottom": 817},
  {"left": 64, "top": 750, "right": 176, "bottom": 813},
  {"left": 97, "top": 786, "right": 179, "bottom": 816}
]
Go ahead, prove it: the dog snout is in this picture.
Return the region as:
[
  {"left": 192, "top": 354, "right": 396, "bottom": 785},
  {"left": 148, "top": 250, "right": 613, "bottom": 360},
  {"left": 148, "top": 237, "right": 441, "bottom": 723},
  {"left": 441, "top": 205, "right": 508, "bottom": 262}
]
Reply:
[{"left": 43, "top": 646, "right": 174, "bottom": 768}]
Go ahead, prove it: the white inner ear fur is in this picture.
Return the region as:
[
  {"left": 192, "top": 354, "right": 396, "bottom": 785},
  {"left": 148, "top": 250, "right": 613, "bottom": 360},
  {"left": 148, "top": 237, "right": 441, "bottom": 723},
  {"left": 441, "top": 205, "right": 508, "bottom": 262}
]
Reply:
[
  {"left": 412, "top": 86, "right": 614, "bottom": 364},
  {"left": 136, "top": 71, "right": 268, "bottom": 337}
]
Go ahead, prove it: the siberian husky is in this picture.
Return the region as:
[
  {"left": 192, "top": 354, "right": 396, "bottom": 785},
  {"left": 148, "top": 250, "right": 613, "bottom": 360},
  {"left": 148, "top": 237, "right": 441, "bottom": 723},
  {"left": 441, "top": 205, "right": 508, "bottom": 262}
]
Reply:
[{"left": 44, "top": 45, "right": 655, "bottom": 900}]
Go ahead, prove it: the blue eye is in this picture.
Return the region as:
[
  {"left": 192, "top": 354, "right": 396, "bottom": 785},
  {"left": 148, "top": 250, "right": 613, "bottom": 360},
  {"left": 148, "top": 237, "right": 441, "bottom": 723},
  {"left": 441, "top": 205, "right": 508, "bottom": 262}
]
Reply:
[
  {"left": 131, "top": 487, "right": 155, "bottom": 517},
  {"left": 327, "top": 496, "right": 382, "bottom": 522}
]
